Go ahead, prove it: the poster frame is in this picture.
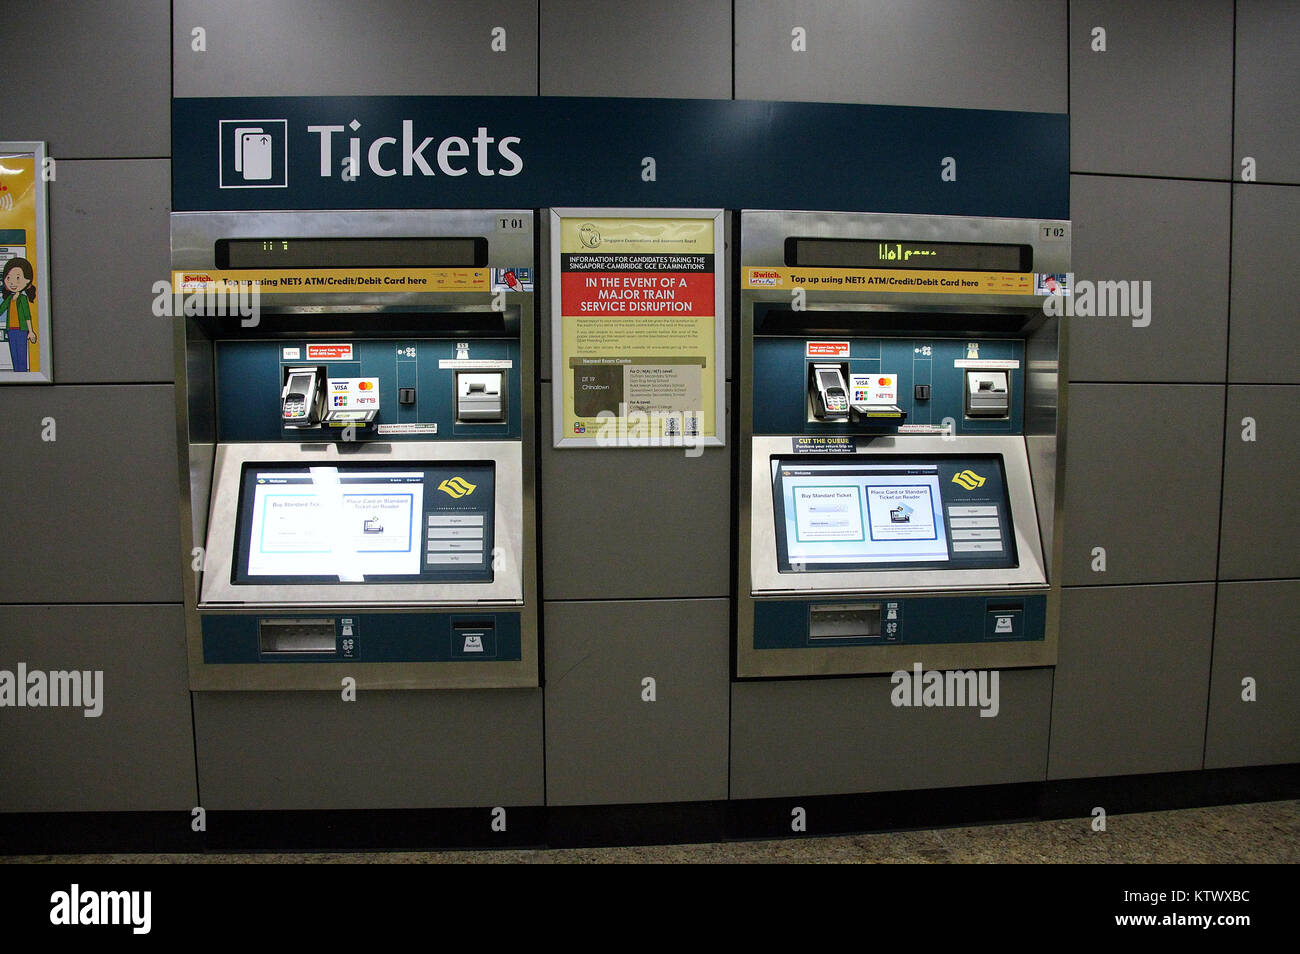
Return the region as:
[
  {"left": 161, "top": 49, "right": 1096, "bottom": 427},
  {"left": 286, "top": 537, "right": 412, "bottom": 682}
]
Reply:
[
  {"left": 549, "top": 206, "right": 725, "bottom": 449},
  {"left": 0, "top": 141, "right": 52, "bottom": 384}
]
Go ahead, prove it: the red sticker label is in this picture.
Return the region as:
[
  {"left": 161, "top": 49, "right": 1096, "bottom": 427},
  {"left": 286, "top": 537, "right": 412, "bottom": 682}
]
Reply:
[
  {"left": 306, "top": 344, "right": 354, "bottom": 360},
  {"left": 806, "top": 341, "right": 850, "bottom": 358}
]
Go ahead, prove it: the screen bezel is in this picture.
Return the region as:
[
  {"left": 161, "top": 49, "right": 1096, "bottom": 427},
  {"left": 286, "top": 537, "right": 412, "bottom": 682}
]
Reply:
[
  {"left": 231, "top": 461, "right": 495, "bottom": 586},
  {"left": 199, "top": 440, "right": 526, "bottom": 609},
  {"left": 771, "top": 453, "right": 1019, "bottom": 573}
]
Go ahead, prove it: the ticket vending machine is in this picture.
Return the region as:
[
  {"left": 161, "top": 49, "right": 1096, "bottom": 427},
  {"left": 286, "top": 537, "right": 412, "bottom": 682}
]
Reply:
[
  {"left": 737, "top": 210, "right": 1069, "bottom": 677},
  {"left": 173, "top": 210, "right": 537, "bottom": 689}
]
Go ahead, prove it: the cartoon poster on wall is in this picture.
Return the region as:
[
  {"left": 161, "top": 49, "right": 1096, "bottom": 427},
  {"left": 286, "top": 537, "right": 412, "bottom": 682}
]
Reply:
[
  {"left": 0, "top": 143, "right": 52, "bottom": 383},
  {"left": 550, "top": 209, "right": 724, "bottom": 448}
]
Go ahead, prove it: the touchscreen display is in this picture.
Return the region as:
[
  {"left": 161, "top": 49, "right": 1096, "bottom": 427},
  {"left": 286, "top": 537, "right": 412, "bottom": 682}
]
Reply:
[
  {"left": 232, "top": 462, "right": 494, "bottom": 584},
  {"left": 772, "top": 456, "right": 1017, "bottom": 573}
]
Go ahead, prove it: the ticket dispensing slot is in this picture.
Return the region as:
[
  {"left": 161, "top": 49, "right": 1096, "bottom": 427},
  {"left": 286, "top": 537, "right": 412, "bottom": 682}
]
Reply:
[
  {"left": 965, "top": 370, "right": 1010, "bottom": 419},
  {"left": 738, "top": 210, "right": 1069, "bottom": 678},
  {"left": 457, "top": 371, "right": 505, "bottom": 422}
]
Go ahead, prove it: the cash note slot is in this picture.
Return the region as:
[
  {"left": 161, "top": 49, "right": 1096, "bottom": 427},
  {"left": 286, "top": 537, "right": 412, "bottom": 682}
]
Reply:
[
  {"left": 810, "top": 602, "right": 882, "bottom": 639},
  {"left": 259, "top": 617, "right": 337, "bottom": 655}
]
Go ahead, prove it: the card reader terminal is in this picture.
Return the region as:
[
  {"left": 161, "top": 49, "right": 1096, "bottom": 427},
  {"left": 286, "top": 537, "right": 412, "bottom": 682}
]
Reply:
[
  {"left": 281, "top": 366, "right": 324, "bottom": 427},
  {"left": 811, "top": 363, "right": 850, "bottom": 421}
]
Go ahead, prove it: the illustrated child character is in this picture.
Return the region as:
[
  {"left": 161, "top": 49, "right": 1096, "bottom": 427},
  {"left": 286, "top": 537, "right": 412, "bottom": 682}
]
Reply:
[{"left": 1, "top": 257, "right": 38, "bottom": 373}]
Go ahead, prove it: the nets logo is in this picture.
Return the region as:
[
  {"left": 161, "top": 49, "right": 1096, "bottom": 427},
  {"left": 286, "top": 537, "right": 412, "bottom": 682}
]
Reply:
[
  {"left": 951, "top": 470, "right": 987, "bottom": 490},
  {"left": 437, "top": 476, "right": 477, "bottom": 499},
  {"left": 219, "top": 119, "right": 288, "bottom": 189}
]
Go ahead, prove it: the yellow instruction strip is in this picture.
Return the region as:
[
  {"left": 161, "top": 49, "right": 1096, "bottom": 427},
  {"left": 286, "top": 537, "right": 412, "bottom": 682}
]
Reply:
[
  {"left": 171, "top": 268, "right": 490, "bottom": 292},
  {"left": 744, "top": 266, "right": 1035, "bottom": 295}
]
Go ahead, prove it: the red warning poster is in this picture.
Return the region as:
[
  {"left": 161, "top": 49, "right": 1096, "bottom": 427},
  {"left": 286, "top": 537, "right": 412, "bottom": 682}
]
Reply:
[{"left": 551, "top": 212, "right": 724, "bottom": 447}]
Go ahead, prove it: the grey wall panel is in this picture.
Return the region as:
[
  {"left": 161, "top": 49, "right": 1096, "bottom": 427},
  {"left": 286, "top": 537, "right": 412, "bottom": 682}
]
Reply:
[
  {"left": 1219, "top": 386, "right": 1300, "bottom": 580},
  {"left": 734, "top": 0, "right": 1066, "bottom": 112},
  {"left": 5, "top": 1, "right": 170, "bottom": 158},
  {"left": 538, "top": 391, "right": 730, "bottom": 600},
  {"left": 1068, "top": 175, "right": 1229, "bottom": 383},
  {"left": 1061, "top": 385, "right": 1223, "bottom": 586},
  {"left": 49, "top": 160, "right": 173, "bottom": 383},
  {"left": 173, "top": 0, "right": 538, "bottom": 97},
  {"left": 1234, "top": 1, "right": 1300, "bottom": 185},
  {"left": 730, "top": 668, "right": 1051, "bottom": 799},
  {"left": 0, "top": 604, "right": 195, "bottom": 812},
  {"left": 541, "top": 1, "right": 731, "bottom": 98},
  {"left": 1229, "top": 185, "right": 1300, "bottom": 382},
  {"left": 193, "top": 689, "right": 544, "bottom": 809},
  {"left": 0, "top": 386, "right": 182, "bottom": 603},
  {"left": 1049, "top": 584, "right": 1214, "bottom": 780},
  {"left": 1205, "top": 580, "right": 1300, "bottom": 768},
  {"left": 1070, "top": 1, "right": 1232, "bottom": 179},
  {"left": 544, "top": 599, "right": 729, "bottom": 805}
]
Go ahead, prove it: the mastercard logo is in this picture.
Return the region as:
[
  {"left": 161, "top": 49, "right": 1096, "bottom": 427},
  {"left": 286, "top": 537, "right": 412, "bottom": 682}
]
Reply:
[{"left": 358, "top": 381, "right": 373, "bottom": 391}]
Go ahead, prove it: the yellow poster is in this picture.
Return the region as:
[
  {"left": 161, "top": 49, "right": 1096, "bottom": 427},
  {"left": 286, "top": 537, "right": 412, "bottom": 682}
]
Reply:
[
  {"left": 0, "top": 145, "right": 51, "bottom": 382},
  {"left": 552, "top": 211, "right": 724, "bottom": 447}
]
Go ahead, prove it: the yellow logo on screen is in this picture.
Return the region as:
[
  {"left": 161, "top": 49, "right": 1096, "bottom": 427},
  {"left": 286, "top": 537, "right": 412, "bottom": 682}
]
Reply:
[
  {"left": 437, "top": 477, "right": 477, "bottom": 499},
  {"left": 951, "top": 470, "right": 987, "bottom": 490}
]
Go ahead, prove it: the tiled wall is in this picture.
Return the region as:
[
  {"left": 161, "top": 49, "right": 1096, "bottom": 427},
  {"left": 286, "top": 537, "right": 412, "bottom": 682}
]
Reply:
[
  {"left": 1, "top": 1, "right": 1294, "bottom": 815},
  {"left": 1050, "top": 0, "right": 1299, "bottom": 778}
]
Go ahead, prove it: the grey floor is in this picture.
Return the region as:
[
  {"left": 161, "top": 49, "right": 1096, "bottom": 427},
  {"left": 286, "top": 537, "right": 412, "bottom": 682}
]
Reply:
[{"left": 4, "top": 800, "right": 1296, "bottom": 863}]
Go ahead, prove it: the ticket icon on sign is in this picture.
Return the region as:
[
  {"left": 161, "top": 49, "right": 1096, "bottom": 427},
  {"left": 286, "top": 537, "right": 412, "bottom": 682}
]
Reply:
[{"left": 233, "top": 127, "right": 273, "bottom": 181}]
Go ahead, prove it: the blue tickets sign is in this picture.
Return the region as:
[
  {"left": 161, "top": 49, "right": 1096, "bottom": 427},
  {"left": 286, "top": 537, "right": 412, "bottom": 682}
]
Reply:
[{"left": 173, "top": 96, "right": 1068, "bottom": 218}]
